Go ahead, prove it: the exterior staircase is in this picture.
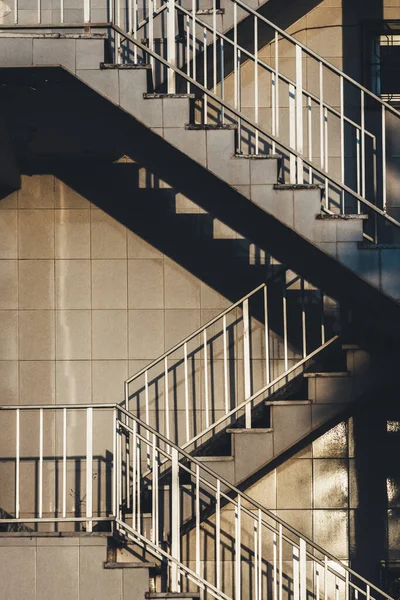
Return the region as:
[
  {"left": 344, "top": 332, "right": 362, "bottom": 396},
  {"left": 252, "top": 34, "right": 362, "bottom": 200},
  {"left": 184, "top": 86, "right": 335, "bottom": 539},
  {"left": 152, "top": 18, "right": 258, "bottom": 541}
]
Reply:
[{"left": 0, "top": 4, "right": 400, "bottom": 600}]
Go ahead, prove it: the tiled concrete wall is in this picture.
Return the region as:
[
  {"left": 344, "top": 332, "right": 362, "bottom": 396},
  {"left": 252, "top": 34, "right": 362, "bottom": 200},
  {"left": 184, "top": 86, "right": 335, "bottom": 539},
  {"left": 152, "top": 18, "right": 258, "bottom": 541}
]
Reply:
[{"left": 0, "top": 535, "right": 148, "bottom": 600}]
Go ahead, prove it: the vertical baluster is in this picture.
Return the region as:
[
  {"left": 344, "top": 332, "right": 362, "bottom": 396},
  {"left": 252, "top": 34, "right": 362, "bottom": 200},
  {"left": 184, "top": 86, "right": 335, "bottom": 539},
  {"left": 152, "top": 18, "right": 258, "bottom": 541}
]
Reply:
[
  {"left": 234, "top": 1, "right": 238, "bottom": 113},
  {"left": 308, "top": 96, "right": 313, "bottom": 183},
  {"left": 14, "top": 0, "right": 18, "bottom": 24},
  {"left": 340, "top": 76, "right": 345, "bottom": 213},
  {"left": 273, "top": 531, "right": 277, "bottom": 600},
  {"left": 272, "top": 69, "right": 276, "bottom": 155},
  {"left": 300, "top": 540, "right": 307, "bottom": 600},
  {"left": 15, "top": 408, "right": 20, "bottom": 519},
  {"left": 37, "top": 0, "right": 41, "bottom": 24},
  {"left": 149, "top": 0, "right": 154, "bottom": 72},
  {"left": 274, "top": 31, "right": 280, "bottom": 154},
  {"left": 213, "top": 0, "right": 217, "bottom": 96},
  {"left": 356, "top": 128, "right": 361, "bottom": 213},
  {"left": 145, "top": 370, "right": 150, "bottom": 467},
  {"left": 128, "top": 0, "right": 132, "bottom": 35},
  {"left": 186, "top": 14, "right": 190, "bottom": 94},
  {"left": 164, "top": 357, "right": 170, "bottom": 448},
  {"left": 382, "top": 105, "right": 387, "bottom": 214},
  {"left": 319, "top": 63, "right": 324, "bottom": 172},
  {"left": 296, "top": 45, "right": 304, "bottom": 183},
  {"left": 167, "top": 0, "right": 176, "bottom": 93},
  {"left": 324, "top": 556, "right": 328, "bottom": 600},
  {"left": 293, "top": 546, "right": 300, "bottom": 600},
  {"left": 278, "top": 524, "right": 283, "bottom": 600},
  {"left": 216, "top": 479, "right": 221, "bottom": 589},
  {"left": 126, "top": 426, "right": 130, "bottom": 512},
  {"left": 171, "top": 448, "right": 180, "bottom": 591},
  {"left": 361, "top": 90, "right": 365, "bottom": 201},
  {"left": 136, "top": 428, "right": 141, "bottom": 534},
  {"left": 316, "top": 563, "right": 320, "bottom": 600},
  {"left": 84, "top": 0, "right": 90, "bottom": 22},
  {"left": 366, "top": 584, "right": 370, "bottom": 600},
  {"left": 86, "top": 407, "right": 93, "bottom": 532},
  {"left": 116, "top": 0, "right": 121, "bottom": 64},
  {"left": 220, "top": 39, "right": 225, "bottom": 123},
  {"left": 283, "top": 279, "right": 288, "bottom": 371},
  {"left": 196, "top": 464, "right": 201, "bottom": 577},
  {"left": 324, "top": 107, "right": 329, "bottom": 208},
  {"left": 132, "top": 420, "right": 137, "bottom": 530},
  {"left": 264, "top": 286, "right": 270, "bottom": 385},
  {"left": 60, "top": 0, "right": 63, "bottom": 24},
  {"left": 243, "top": 299, "right": 251, "bottom": 428},
  {"left": 254, "top": 16, "right": 259, "bottom": 154},
  {"left": 184, "top": 342, "right": 190, "bottom": 443},
  {"left": 152, "top": 434, "right": 159, "bottom": 544},
  {"left": 258, "top": 510, "right": 262, "bottom": 600},
  {"left": 116, "top": 418, "right": 121, "bottom": 524},
  {"left": 203, "top": 28, "right": 208, "bottom": 125},
  {"left": 254, "top": 518, "right": 259, "bottom": 600},
  {"left": 133, "top": 0, "right": 138, "bottom": 62},
  {"left": 345, "top": 566, "right": 349, "bottom": 600},
  {"left": 39, "top": 408, "right": 43, "bottom": 519},
  {"left": 320, "top": 291, "right": 325, "bottom": 345},
  {"left": 301, "top": 278, "right": 306, "bottom": 358},
  {"left": 223, "top": 315, "right": 229, "bottom": 415},
  {"left": 335, "top": 577, "right": 339, "bottom": 600},
  {"left": 63, "top": 407, "right": 67, "bottom": 519},
  {"left": 203, "top": 330, "right": 210, "bottom": 429},
  {"left": 235, "top": 496, "right": 241, "bottom": 600},
  {"left": 289, "top": 83, "right": 296, "bottom": 183},
  {"left": 192, "top": 0, "right": 196, "bottom": 83},
  {"left": 238, "top": 48, "right": 242, "bottom": 153}
]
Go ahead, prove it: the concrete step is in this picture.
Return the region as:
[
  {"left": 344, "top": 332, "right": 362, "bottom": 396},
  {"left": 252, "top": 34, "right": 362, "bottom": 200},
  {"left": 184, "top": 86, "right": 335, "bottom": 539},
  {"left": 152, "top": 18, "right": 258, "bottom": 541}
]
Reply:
[{"left": 104, "top": 561, "right": 157, "bottom": 569}]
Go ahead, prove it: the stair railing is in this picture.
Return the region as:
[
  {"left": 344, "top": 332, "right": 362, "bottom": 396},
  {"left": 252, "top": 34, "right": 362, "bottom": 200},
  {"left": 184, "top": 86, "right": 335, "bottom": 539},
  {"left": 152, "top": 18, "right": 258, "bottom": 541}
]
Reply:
[
  {"left": 124, "top": 270, "right": 336, "bottom": 452},
  {"left": 115, "top": 405, "right": 394, "bottom": 600},
  {"left": 107, "top": 10, "right": 400, "bottom": 243},
  {"left": 0, "top": 402, "right": 393, "bottom": 600}
]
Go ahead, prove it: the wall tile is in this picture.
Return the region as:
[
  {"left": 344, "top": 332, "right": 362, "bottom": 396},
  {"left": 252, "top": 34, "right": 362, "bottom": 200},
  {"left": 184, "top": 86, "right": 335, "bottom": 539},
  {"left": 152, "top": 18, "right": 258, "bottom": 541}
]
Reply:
[
  {"left": 164, "top": 259, "right": 201, "bottom": 309},
  {"left": 128, "top": 309, "right": 164, "bottom": 360},
  {"left": 128, "top": 258, "right": 164, "bottom": 309},
  {"left": 0, "top": 260, "right": 18, "bottom": 309},
  {"left": 19, "top": 310, "right": 55, "bottom": 360},
  {"left": 92, "top": 259, "right": 127, "bottom": 309},
  {"left": 19, "top": 260, "right": 55, "bottom": 309},
  {"left": 91, "top": 210, "right": 127, "bottom": 259},
  {"left": 19, "top": 360, "right": 55, "bottom": 405},
  {"left": 55, "top": 360, "right": 91, "bottom": 404},
  {"left": 277, "top": 458, "right": 313, "bottom": 509},
  {"left": 0, "top": 211, "right": 17, "bottom": 258},
  {"left": 0, "top": 361, "right": 18, "bottom": 404},
  {"left": 55, "top": 260, "right": 91, "bottom": 309},
  {"left": 92, "top": 310, "right": 128, "bottom": 359},
  {"left": 92, "top": 360, "right": 128, "bottom": 404},
  {"left": 19, "top": 210, "right": 54, "bottom": 259},
  {"left": 56, "top": 310, "right": 91, "bottom": 360},
  {"left": 55, "top": 209, "right": 90, "bottom": 259}
]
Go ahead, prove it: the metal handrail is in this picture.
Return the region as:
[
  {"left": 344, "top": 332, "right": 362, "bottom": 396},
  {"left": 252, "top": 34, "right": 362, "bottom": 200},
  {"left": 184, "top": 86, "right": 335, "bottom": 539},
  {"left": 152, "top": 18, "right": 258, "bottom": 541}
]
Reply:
[
  {"left": 115, "top": 403, "right": 394, "bottom": 600},
  {"left": 107, "top": 23, "right": 400, "bottom": 230},
  {"left": 0, "top": 401, "right": 393, "bottom": 599}
]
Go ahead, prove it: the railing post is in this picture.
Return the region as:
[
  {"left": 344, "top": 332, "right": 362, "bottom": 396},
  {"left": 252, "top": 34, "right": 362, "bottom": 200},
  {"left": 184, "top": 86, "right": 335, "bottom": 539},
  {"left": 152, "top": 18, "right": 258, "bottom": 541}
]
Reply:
[
  {"left": 86, "top": 407, "right": 93, "bottom": 532},
  {"left": 84, "top": 0, "right": 90, "bottom": 23},
  {"left": 243, "top": 299, "right": 251, "bottom": 428},
  {"left": 15, "top": 408, "right": 20, "bottom": 519},
  {"left": 299, "top": 539, "right": 307, "bottom": 600},
  {"left": 170, "top": 447, "right": 180, "bottom": 591},
  {"left": 167, "top": 0, "right": 176, "bottom": 93},
  {"left": 296, "top": 45, "right": 304, "bottom": 183}
]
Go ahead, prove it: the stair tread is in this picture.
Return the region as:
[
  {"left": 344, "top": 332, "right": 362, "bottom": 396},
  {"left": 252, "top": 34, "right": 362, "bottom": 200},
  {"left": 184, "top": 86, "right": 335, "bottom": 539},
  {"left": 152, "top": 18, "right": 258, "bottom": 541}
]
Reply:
[
  {"left": 104, "top": 561, "right": 157, "bottom": 569},
  {"left": 196, "top": 456, "right": 234, "bottom": 462},
  {"left": 146, "top": 594, "right": 200, "bottom": 599},
  {"left": 317, "top": 213, "right": 368, "bottom": 220},
  {"left": 185, "top": 123, "right": 237, "bottom": 130},
  {"left": 274, "top": 183, "right": 322, "bottom": 190},
  {"left": 226, "top": 427, "right": 273, "bottom": 433},
  {"left": 303, "top": 371, "right": 350, "bottom": 378},
  {"left": 100, "top": 63, "right": 151, "bottom": 70},
  {"left": 144, "top": 93, "right": 195, "bottom": 99},
  {"left": 265, "top": 400, "right": 312, "bottom": 406},
  {"left": 234, "top": 153, "right": 279, "bottom": 160}
]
